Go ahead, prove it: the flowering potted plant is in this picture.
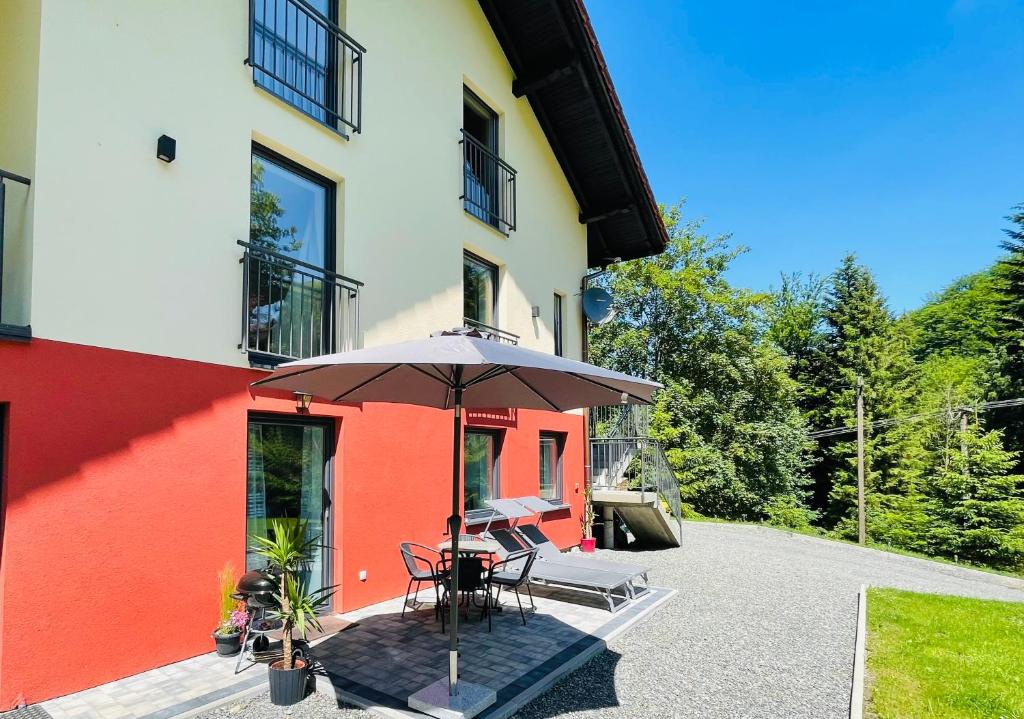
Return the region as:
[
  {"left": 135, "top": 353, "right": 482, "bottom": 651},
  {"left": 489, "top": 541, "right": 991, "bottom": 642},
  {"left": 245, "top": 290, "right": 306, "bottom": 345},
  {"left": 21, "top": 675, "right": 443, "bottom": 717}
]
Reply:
[
  {"left": 581, "top": 482, "right": 597, "bottom": 552},
  {"left": 250, "top": 520, "right": 335, "bottom": 706},
  {"left": 212, "top": 564, "right": 249, "bottom": 656}
]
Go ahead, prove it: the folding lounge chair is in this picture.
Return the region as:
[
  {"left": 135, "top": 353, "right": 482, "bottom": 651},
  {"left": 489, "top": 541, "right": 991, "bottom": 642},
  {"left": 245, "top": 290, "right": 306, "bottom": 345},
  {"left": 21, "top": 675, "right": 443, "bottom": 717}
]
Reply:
[
  {"left": 514, "top": 523, "right": 651, "bottom": 599},
  {"left": 486, "top": 528, "right": 632, "bottom": 612}
]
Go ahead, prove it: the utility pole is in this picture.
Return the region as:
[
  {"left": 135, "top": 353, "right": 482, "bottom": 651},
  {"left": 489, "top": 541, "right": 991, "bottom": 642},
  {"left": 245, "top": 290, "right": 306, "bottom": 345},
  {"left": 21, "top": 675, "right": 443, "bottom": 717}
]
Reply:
[
  {"left": 856, "top": 376, "right": 866, "bottom": 546},
  {"left": 960, "top": 409, "right": 969, "bottom": 479}
]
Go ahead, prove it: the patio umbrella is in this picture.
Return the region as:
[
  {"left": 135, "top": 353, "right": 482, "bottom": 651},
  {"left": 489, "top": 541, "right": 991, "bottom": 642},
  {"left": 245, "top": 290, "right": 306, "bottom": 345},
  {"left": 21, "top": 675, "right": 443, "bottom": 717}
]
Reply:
[{"left": 250, "top": 329, "right": 660, "bottom": 703}]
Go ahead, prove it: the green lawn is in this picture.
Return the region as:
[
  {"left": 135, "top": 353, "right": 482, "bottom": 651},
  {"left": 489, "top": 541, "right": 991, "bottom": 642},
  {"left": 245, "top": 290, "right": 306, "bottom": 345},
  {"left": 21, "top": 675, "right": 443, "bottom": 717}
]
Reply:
[{"left": 867, "top": 588, "right": 1024, "bottom": 719}]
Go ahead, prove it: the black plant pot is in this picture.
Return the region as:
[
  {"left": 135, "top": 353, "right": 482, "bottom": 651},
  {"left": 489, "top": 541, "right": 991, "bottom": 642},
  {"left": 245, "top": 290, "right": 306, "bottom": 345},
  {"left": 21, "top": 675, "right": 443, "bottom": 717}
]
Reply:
[
  {"left": 268, "top": 658, "right": 308, "bottom": 706},
  {"left": 212, "top": 630, "right": 241, "bottom": 656}
]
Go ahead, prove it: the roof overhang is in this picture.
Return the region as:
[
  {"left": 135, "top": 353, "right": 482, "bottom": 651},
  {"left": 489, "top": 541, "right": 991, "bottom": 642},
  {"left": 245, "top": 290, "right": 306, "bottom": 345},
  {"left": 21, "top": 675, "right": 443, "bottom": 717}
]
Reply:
[{"left": 478, "top": 0, "right": 669, "bottom": 266}]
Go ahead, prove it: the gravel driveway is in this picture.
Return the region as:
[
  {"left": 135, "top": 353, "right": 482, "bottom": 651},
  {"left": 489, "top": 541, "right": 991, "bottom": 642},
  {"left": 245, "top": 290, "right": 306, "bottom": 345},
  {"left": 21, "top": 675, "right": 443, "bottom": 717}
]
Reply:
[
  {"left": 198, "top": 521, "right": 1024, "bottom": 719},
  {"left": 514, "top": 521, "right": 1024, "bottom": 719}
]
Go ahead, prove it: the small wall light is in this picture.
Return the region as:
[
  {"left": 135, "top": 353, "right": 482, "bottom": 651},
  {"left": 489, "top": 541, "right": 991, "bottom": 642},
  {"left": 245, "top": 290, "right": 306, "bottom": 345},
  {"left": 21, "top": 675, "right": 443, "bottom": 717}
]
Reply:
[
  {"left": 531, "top": 305, "right": 541, "bottom": 318},
  {"left": 295, "top": 392, "right": 313, "bottom": 413},
  {"left": 156, "top": 134, "right": 176, "bottom": 163}
]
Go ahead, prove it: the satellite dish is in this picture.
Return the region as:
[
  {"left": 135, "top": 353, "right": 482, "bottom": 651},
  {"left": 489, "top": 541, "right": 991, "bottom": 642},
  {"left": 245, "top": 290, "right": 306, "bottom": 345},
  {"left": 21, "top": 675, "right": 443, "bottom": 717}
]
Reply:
[{"left": 582, "top": 286, "right": 615, "bottom": 325}]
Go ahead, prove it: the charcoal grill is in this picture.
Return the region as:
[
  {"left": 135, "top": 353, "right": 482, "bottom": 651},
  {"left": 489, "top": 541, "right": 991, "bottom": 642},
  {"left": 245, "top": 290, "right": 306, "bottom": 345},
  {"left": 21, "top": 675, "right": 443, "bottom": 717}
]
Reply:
[{"left": 233, "top": 569, "right": 283, "bottom": 674}]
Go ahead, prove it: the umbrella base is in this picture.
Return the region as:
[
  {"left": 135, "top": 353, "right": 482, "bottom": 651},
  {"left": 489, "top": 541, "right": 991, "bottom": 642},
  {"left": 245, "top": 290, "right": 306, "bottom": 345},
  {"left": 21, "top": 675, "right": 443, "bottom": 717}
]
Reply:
[{"left": 408, "top": 678, "right": 496, "bottom": 719}]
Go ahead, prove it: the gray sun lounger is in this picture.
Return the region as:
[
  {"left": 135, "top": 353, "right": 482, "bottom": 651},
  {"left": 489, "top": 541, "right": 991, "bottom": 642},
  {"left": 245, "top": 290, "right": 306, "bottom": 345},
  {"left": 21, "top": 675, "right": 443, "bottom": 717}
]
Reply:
[
  {"left": 486, "top": 528, "right": 632, "bottom": 612},
  {"left": 514, "top": 523, "right": 650, "bottom": 599}
]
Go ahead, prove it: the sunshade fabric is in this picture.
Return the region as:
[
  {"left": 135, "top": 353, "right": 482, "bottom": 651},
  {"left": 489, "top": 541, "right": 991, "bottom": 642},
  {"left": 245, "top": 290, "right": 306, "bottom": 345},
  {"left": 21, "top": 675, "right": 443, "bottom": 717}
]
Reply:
[{"left": 251, "top": 334, "right": 661, "bottom": 410}]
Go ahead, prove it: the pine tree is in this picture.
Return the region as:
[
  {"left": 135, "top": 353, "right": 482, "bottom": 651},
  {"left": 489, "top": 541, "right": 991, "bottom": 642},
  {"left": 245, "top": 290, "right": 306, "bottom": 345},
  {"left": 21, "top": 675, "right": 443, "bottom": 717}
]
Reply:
[
  {"left": 813, "top": 255, "right": 920, "bottom": 535},
  {"left": 924, "top": 411, "right": 1024, "bottom": 569},
  {"left": 993, "top": 204, "right": 1024, "bottom": 460}
]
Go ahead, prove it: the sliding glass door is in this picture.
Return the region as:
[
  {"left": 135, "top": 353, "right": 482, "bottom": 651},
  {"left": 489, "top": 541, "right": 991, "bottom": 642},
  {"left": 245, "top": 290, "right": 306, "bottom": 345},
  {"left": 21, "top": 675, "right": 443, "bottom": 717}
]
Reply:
[{"left": 246, "top": 416, "right": 332, "bottom": 594}]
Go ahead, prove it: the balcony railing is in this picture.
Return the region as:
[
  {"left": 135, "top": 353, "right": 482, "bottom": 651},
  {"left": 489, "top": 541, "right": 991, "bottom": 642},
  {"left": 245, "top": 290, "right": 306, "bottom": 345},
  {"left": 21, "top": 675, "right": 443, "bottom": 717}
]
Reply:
[
  {"left": 248, "top": 0, "right": 365, "bottom": 135},
  {"left": 463, "top": 317, "right": 519, "bottom": 345},
  {"left": 0, "top": 168, "right": 32, "bottom": 339},
  {"left": 461, "top": 130, "right": 516, "bottom": 235},
  {"left": 239, "top": 240, "right": 362, "bottom": 364}
]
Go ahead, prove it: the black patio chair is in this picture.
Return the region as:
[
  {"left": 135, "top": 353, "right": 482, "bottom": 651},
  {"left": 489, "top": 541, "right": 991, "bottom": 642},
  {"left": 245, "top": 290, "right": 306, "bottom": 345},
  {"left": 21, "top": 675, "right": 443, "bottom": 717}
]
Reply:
[
  {"left": 437, "top": 550, "right": 490, "bottom": 634},
  {"left": 483, "top": 547, "right": 538, "bottom": 631},
  {"left": 399, "top": 542, "right": 445, "bottom": 620}
]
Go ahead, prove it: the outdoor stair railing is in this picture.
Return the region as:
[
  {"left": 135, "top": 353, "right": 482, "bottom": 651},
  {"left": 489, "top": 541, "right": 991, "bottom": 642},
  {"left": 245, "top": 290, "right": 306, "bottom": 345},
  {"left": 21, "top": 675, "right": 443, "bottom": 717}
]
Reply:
[{"left": 589, "top": 404, "right": 684, "bottom": 538}]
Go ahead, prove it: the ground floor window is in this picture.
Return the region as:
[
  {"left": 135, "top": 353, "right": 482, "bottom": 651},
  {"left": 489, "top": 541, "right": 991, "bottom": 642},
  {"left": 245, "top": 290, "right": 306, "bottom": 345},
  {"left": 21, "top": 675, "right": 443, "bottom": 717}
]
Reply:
[
  {"left": 464, "top": 429, "right": 500, "bottom": 514},
  {"left": 246, "top": 416, "right": 332, "bottom": 594},
  {"left": 539, "top": 432, "right": 564, "bottom": 503}
]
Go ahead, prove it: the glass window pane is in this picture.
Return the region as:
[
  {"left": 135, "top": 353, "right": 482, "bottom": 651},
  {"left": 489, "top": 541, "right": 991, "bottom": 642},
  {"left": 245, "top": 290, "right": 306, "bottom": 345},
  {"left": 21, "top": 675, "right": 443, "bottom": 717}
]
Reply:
[
  {"left": 246, "top": 420, "right": 328, "bottom": 594},
  {"left": 539, "top": 434, "right": 561, "bottom": 502},
  {"left": 252, "top": 0, "right": 335, "bottom": 123},
  {"left": 464, "top": 431, "right": 496, "bottom": 512},
  {"left": 553, "top": 294, "right": 563, "bottom": 357},
  {"left": 249, "top": 153, "right": 330, "bottom": 358},
  {"left": 463, "top": 254, "right": 496, "bottom": 326}
]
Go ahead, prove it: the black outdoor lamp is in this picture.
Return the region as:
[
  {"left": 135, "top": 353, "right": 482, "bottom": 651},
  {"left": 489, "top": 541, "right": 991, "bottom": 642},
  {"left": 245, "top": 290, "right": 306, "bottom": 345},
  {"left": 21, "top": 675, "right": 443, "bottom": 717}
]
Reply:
[
  {"left": 294, "top": 392, "right": 313, "bottom": 413},
  {"left": 156, "top": 134, "right": 176, "bottom": 163}
]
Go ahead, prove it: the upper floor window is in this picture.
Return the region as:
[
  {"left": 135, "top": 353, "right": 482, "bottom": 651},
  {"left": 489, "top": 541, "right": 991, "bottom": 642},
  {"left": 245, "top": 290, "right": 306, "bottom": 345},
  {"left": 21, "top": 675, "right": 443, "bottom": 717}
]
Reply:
[
  {"left": 249, "top": 0, "right": 365, "bottom": 135},
  {"left": 461, "top": 88, "right": 516, "bottom": 234},
  {"left": 243, "top": 146, "right": 361, "bottom": 364},
  {"left": 553, "top": 293, "right": 564, "bottom": 357},
  {"left": 463, "top": 251, "right": 497, "bottom": 330}
]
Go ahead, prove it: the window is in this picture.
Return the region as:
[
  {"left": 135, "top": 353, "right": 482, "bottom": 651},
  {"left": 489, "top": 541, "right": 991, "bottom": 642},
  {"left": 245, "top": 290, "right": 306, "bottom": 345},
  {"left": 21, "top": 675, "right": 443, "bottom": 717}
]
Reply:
[
  {"left": 539, "top": 433, "right": 564, "bottom": 503},
  {"left": 553, "top": 293, "right": 564, "bottom": 357},
  {"left": 464, "top": 429, "right": 500, "bottom": 514},
  {"left": 247, "top": 146, "right": 335, "bottom": 362},
  {"left": 461, "top": 88, "right": 516, "bottom": 233},
  {"left": 246, "top": 416, "right": 333, "bottom": 596},
  {"left": 463, "top": 252, "right": 497, "bottom": 330},
  {"left": 250, "top": 0, "right": 365, "bottom": 134},
  {"left": 463, "top": 88, "right": 498, "bottom": 155}
]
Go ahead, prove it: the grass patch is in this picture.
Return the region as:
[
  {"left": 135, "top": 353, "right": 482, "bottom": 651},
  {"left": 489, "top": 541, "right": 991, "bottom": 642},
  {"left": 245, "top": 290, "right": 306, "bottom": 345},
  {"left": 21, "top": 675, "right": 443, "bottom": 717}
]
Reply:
[{"left": 867, "top": 588, "right": 1024, "bottom": 719}]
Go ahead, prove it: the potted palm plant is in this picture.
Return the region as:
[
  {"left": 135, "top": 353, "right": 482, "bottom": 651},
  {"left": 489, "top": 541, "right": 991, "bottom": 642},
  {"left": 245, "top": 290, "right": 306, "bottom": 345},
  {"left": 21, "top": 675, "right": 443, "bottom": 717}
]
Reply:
[
  {"left": 249, "top": 520, "right": 334, "bottom": 707},
  {"left": 581, "top": 482, "right": 597, "bottom": 552},
  {"left": 212, "top": 564, "right": 248, "bottom": 656}
]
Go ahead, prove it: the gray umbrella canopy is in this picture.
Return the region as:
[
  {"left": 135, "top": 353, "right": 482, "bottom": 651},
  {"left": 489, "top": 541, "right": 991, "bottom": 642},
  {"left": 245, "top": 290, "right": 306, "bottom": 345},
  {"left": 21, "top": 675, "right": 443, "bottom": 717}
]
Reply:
[
  {"left": 251, "top": 332, "right": 660, "bottom": 409},
  {"left": 250, "top": 331, "right": 659, "bottom": 704}
]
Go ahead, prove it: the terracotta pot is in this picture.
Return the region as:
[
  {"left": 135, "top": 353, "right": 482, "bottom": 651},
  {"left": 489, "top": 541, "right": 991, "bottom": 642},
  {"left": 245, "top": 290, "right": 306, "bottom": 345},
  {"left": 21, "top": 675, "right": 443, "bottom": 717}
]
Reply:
[{"left": 580, "top": 537, "right": 597, "bottom": 553}]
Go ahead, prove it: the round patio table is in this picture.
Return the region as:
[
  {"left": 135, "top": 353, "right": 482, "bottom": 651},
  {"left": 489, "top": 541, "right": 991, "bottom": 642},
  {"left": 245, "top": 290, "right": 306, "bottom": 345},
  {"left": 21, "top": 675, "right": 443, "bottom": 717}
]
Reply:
[{"left": 437, "top": 537, "right": 501, "bottom": 555}]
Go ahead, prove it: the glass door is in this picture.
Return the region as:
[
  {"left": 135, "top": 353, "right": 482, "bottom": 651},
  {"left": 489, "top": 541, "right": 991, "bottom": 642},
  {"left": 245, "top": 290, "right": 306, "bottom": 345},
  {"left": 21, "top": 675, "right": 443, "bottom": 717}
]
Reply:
[{"left": 246, "top": 416, "right": 332, "bottom": 595}]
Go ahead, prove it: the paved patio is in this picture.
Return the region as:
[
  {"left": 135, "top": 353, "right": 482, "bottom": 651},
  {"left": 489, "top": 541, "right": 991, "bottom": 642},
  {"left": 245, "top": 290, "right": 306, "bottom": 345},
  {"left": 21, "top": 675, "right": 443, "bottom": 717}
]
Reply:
[{"left": 32, "top": 583, "right": 673, "bottom": 719}]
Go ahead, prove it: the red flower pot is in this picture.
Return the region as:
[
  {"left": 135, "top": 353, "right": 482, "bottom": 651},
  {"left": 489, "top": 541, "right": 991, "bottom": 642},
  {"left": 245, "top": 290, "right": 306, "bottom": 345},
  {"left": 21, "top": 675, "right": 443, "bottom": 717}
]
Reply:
[{"left": 580, "top": 537, "right": 597, "bottom": 553}]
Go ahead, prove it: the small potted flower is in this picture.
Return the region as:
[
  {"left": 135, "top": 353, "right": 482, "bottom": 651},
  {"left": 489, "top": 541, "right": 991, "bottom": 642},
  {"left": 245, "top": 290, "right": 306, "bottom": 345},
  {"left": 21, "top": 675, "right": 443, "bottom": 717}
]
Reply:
[{"left": 212, "top": 564, "right": 249, "bottom": 656}]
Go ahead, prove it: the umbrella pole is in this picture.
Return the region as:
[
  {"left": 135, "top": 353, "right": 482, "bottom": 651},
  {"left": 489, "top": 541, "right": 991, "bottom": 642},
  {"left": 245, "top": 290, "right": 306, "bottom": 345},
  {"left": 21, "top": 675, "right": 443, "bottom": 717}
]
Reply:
[{"left": 448, "top": 385, "right": 463, "bottom": 697}]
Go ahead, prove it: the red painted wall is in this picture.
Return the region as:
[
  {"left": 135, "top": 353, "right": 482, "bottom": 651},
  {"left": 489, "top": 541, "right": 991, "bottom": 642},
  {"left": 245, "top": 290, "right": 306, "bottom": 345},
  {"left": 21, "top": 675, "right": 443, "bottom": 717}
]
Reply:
[{"left": 0, "top": 339, "right": 583, "bottom": 707}]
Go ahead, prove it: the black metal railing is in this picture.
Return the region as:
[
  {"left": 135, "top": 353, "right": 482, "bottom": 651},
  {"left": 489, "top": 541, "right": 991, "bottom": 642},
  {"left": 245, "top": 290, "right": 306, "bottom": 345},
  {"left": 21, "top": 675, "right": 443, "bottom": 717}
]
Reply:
[
  {"left": 248, "top": 0, "right": 365, "bottom": 135},
  {"left": 463, "top": 317, "right": 519, "bottom": 345},
  {"left": 0, "top": 168, "right": 32, "bottom": 335},
  {"left": 460, "top": 130, "right": 516, "bottom": 234},
  {"left": 239, "top": 240, "right": 362, "bottom": 363}
]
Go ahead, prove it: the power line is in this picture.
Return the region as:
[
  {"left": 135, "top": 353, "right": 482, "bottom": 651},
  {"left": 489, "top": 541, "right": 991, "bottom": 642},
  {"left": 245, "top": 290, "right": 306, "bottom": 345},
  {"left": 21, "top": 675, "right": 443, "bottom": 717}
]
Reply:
[{"left": 806, "top": 397, "right": 1024, "bottom": 440}]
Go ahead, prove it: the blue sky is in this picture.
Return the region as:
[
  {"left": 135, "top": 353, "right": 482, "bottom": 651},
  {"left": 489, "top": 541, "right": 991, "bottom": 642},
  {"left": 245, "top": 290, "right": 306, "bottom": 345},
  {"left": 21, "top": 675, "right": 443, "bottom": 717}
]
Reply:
[{"left": 586, "top": 0, "right": 1024, "bottom": 312}]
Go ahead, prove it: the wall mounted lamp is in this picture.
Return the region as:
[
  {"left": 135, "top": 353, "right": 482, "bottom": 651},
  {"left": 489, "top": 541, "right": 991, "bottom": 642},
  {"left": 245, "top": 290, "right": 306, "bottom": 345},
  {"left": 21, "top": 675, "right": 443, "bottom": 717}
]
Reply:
[
  {"left": 156, "top": 135, "right": 176, "bottom": 163},
  {"left": 295, "top": 392, "right": 313, "bottom": 413}
]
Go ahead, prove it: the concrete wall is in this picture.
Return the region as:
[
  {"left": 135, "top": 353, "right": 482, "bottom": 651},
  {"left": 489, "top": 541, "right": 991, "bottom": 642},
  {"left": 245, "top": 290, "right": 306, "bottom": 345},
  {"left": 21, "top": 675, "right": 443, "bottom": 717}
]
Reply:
[
  {"left": 0, "top": 338, "right": 585, "bottom": 706},
  {"left": 16, "top": 0, "right": 586, "bottom": 363},
  {"left": 0, "top": 0, "right": 41, "bottom": 327}
]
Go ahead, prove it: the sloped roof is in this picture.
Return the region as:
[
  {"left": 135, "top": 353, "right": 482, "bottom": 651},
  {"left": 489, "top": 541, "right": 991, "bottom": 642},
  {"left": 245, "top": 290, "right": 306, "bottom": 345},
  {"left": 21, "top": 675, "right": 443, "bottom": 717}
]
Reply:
[{"left": 478, "top": 0, "right": 668, "bottom": 266}]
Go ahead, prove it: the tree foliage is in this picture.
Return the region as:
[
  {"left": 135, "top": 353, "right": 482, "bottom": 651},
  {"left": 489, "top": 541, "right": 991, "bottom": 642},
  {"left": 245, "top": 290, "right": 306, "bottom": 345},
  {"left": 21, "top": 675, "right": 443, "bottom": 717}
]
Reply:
[
  {"left": 590, "top": 201, "right": 1024, "bottom": 572},
  {"left": 590, "top": 202, "right": 812, "bottom": 521}
]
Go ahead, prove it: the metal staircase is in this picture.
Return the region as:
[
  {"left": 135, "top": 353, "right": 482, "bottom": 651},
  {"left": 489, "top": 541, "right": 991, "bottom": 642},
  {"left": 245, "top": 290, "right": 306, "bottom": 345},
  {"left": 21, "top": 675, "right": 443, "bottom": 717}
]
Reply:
[{"left": 588, "top": 406, "right": 682, "bottom": 547}]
